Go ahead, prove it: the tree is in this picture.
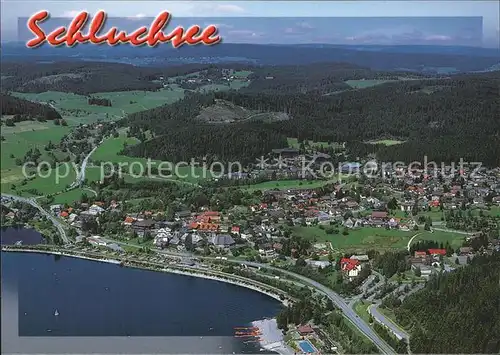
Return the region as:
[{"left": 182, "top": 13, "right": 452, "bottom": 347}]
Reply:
[
  {"left": 455, "top": 257, "right": 460, "bottom": 265},
  {"left": 387, "top": 197, "right": 398, "bottom": 211},
  {"left": 414, "top": 267, "right": 421, "bottom": 277}
]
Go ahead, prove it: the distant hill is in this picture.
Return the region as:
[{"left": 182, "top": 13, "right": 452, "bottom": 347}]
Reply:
[
  {"left": 0, "top": 93, "right": 62, "bottom": 121},
  {"left": 2, "top": 43, "right": 498, "bottom": 73},
  {"left": 122, "top": 71, "right": 500, "bottom": 166}
]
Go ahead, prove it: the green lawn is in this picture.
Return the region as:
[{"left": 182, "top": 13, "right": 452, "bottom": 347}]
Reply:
[
  {"left": 354, "top": 300, "right": 372, "bottom": 324},
  {"left": 244, "top": 179, "right": 338, "bottom": 192},
  {"left": 412, "top": 230, "right": 466, "bottom": 249},
  {"left": 417, "top": 208, "right": 446, "bottom": 222},
  {"left": 292, "top": 226, "right": 416, "bottom": 251},
  {"left": 51, "top": 188, "right": 89, "bottom": 204}
]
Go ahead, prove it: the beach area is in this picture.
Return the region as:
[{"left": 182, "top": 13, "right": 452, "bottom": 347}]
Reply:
[{"left": 252, "top": 318, "right": 295, "bottom": 355}]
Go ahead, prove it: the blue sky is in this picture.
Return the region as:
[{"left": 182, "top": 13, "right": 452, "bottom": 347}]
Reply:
[{"left": 4, "top": 1, "right": 500, "bottom": 47}]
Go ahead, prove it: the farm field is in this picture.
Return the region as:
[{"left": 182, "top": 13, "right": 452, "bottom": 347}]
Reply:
[{"left": 91, "top": 134, "right": 210, "bottom": 183}]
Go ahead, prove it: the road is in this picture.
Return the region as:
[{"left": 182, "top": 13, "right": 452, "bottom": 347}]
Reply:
[
  {"left": 1, "top": 193, "right": 68, "bottom": 244},
  {"left": 69, "top": 143, "right": 100, "bottom": 189},
  {"left": 368, "top": 303, "right": 409, "bottom": 341},
  {"left": 407, "top": 233, "right": 422, "bottom": 251},
  {"left": 100, "top": 237, "right": 394, "bottom": 353}
]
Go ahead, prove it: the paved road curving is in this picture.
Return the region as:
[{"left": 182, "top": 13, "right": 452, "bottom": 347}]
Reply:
[{"left": 1, "top": 193, "right": 68, "bottom": 244}]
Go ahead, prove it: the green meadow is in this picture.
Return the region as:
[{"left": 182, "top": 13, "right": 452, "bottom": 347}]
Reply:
[
  {"left": 90, "top": 134, "right": 210, "bottom": 183},
  {"left": 11, "top": 87, "right": 186, "bottom": 125},
  {"left": 292, "top": 226, "right": 464, "bottom": 251}
]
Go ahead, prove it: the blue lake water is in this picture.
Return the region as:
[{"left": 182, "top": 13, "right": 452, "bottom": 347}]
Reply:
[{"left": 1, "top": 228, "right": 283, "bottom": 353}]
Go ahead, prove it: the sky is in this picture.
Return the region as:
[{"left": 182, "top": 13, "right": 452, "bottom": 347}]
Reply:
[{"left": 3, "top": 1, "right": 500, "bottom": 48}]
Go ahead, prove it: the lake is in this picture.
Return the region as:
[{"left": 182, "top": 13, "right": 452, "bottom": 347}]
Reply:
[
  {"left": 1, "top": 226, "right": 46, "bottom": 245},
  {"left": 1, "top": 228, "right": 283, "bottom": 353}
]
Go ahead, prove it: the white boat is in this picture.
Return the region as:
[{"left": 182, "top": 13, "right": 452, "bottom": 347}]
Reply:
[{"left": 54, "top": 310, "right": 59, "bottom": 316}]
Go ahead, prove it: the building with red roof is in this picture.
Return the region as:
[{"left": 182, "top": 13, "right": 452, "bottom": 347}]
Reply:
[
  {"left": 414, "top": 251, "right": 427, "bottom": 258},
  {"left": 297, "top": 324, "right": 315, "bottom": 336},
  {"left": 340, "top": 258, "right": 362, "bottom": 279},
  {"left": 428, "top": 249, "right": 446, "bottom": 256}
]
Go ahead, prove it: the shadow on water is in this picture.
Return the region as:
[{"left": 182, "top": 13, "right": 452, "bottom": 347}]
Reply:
[{"left": 1, "top": 226, "right": 46, "bottom": 245}]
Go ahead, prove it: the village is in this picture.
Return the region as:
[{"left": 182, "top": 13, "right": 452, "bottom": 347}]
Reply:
[{"left": 2, "top": 142, "right": 500, "bottom": 354}]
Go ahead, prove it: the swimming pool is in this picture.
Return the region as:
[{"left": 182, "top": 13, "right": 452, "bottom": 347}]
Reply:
[{"left": 299, "top": 340, "right": 316, "bottom": 353}]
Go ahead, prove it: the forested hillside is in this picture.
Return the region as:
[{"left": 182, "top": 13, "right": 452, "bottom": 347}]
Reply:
[
  {"left": 121, "top": 94, "right": 287, "bottom": 164},
  {"left": 241, "top": 62, "right": 418, "bottom": 95},
  {"left": 0, "top": 93, "right": 62, "bottom": 121},
  {"left": 394, "top": 253, "right": 500, "bottom": 353},
  {"left": 122, "top": 71, "right": 500, "bottom": 166},
  {"left": 0, "top": 62, "right": 245, "bottom": 95}
]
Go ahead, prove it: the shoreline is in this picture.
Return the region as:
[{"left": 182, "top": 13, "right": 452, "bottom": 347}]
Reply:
[
  {"left": 1, "top": 247, "right": 290, "bottom": 306},
  {"left": 251, "top": 318, "right": 294, "bottom": 355}
]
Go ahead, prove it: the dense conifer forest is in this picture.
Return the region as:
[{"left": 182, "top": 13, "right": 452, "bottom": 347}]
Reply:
[
  {"left": 122, "top": 71, "right": 500, "bottom": 166},
  {"left": 0, "top": 93, "right": 62, "bottom": 121},
  {"left": 393, "top": 253, "right": 500, "bottom": 353}
]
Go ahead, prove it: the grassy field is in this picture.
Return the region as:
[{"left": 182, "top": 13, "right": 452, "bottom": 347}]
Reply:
[
  {"left": 365, "top": 139, "right": 405, "bottom": 146},
  {"left": 232, "top": 70, "right": 253, "bottom": 78},
  {"left": 243, "top": 179, "right": 339, "bottom": 192},
  {"left": 345, "top": 79, "right": 397, "bottom": 89},
  {"left": 292, "top": 226, "right": 464, "bottom": 251},
  {"left": 51, "top": 188, "right": 89, "bottom": 204},
  {"left": 287, "top": 137, "right": 344, "bottom": 150},
  {"left": 11, "top": 87, "right": 186, "bottom": 125},
  {"left": 412, "top": 230, "right": 466, "bottom": 248},
  {"left": 292, "top": 226, "right": 416, "bottom": 251},
  {"left": 196, "top": 79, "right": 250, "bottom": 93},
  {"left": 1, "top": 124, "right": 72, "bottom": 193},
  {"left": 91, "top": 134, "right": 210, "bottom": 182},
  {"left": 354, "top": 301, "right": 372, "bottom": 323},
  {"left": 1, "top": 125, "right": 70, "bottom": 170}
]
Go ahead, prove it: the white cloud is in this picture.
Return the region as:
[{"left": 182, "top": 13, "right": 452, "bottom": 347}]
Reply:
[
  {"left": 212, "top": 4, "right": 245, "bottom": 13},
  {"left": 205, "top": 23, "right": 234, "bottom": 29},
  {"left": 228, "top": 29, "right": 262, "bottom": 38},
  {"left": 62, "top": 10, "right": 88, "bottom": 17},
  {"left": 424, "top": 35, "right": 452, "bottom": 41}
]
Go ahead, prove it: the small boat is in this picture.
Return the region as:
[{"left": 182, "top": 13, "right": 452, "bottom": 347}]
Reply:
[
  {"left": 54, "top": 310, "right": 59, "bottom": 316},
  {"left": 46, "top": 329, "right": 52, "bottom": 332}
]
